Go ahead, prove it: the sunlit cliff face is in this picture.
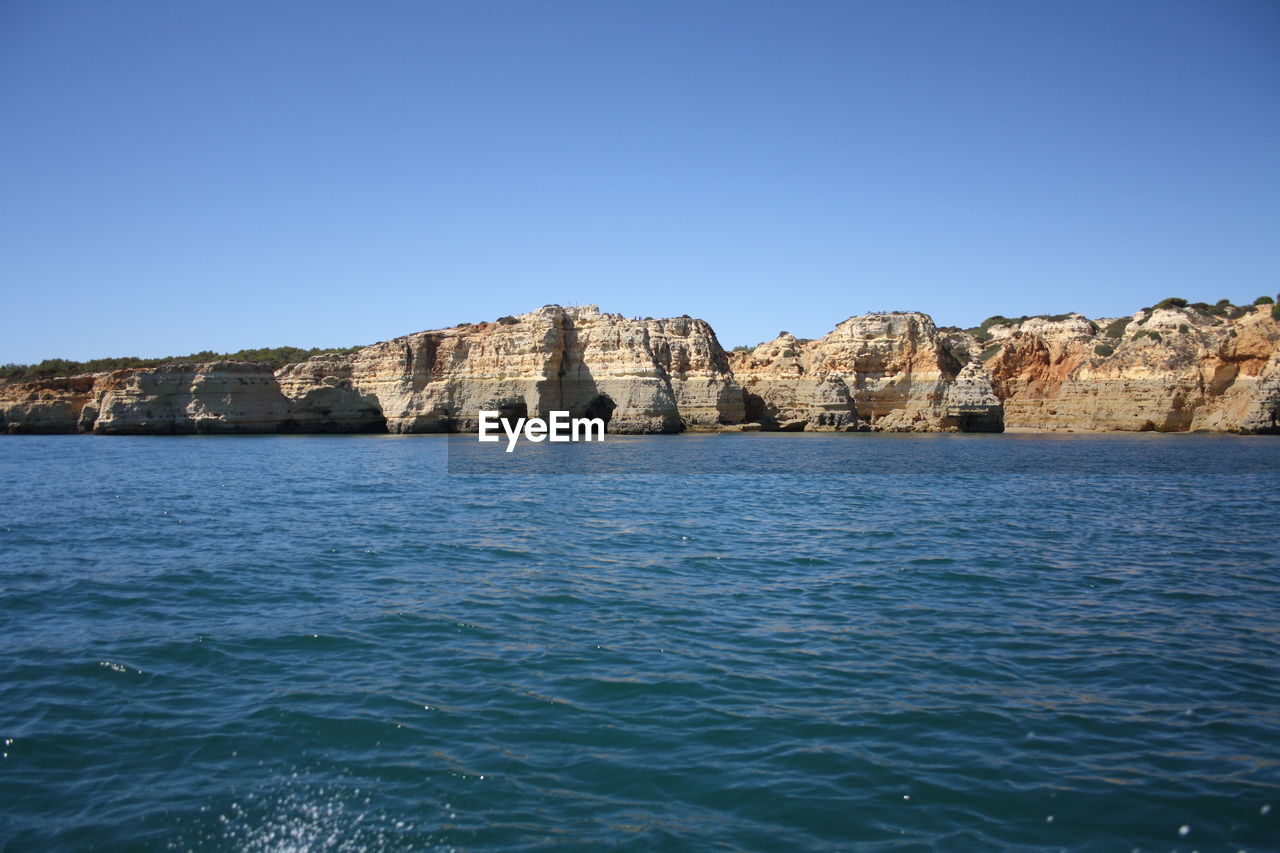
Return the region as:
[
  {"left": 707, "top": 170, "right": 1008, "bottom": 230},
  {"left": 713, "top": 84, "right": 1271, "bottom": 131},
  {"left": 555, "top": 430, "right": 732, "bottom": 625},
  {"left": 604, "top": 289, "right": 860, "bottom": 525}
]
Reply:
[{"left": 1, "top": 305, "right": 1276, "bottom": 435}]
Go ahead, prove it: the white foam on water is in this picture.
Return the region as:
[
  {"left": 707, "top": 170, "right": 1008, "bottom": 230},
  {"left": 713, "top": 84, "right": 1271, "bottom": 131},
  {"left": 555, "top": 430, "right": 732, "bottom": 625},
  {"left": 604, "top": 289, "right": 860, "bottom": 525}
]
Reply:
[{"left": 176, "top": 781, "right": 450, "bottom": 853}]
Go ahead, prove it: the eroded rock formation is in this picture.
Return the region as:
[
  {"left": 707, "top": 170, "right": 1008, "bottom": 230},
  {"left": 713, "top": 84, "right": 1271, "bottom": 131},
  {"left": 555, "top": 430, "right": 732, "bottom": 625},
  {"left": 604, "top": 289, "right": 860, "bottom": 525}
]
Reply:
[
  {"left": 730, "top": 312, "right": 1002, "bottom": 432},
  {"left": 973, "top": 305, "right": 1280, "bottom": 432},
  {"left": 1, "top": 306, "right": 746, "bottom": 435},
  {"left": 0, "top": 363, "right": 287, "bottom": 435},
  {"left": 3, "top": 301, "right": 1276, "bottom": 436},
  {"left": 275, "top": 305, "right": 742, "bottom": 434}
]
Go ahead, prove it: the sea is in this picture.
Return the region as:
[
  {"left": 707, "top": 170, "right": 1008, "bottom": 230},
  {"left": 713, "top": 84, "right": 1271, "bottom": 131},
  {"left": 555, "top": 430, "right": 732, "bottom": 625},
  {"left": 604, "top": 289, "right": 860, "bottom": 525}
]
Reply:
[{"left": 1, "top": 433, "right": 1278, "bottom": 851}]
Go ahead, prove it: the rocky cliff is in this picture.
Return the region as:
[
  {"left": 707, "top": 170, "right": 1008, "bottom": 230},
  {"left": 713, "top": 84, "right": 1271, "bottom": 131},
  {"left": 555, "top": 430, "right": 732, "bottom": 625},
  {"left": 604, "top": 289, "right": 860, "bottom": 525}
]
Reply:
[
  {"left": 729, "top": 312, "right": 1003, "bottom": 432},
  {"left": 0, "top": 363, "right": 287, "bottom": 435},
  {"left": 0, "top": 374, "right": 101, "bottom": 434},
  {"left": 3, "top": 301, "right": 1276, "bottom": 436},
  {"left": 0, "top": 306, "right": 745, "bottom": 436},
  {"left": 274, "top": 305, "right": 743, "bottom": 434},
  {"left": 971, "top": 304, "right": 1280, "bottom": 433}
]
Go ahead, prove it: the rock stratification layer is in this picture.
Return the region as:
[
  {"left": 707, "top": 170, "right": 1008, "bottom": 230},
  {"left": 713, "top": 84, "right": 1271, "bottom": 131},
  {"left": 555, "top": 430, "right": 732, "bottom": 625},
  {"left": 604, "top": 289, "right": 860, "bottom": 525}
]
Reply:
[
  {"left": 1, "top": 306, "right": 746, "bottom": 435},
  {"left": 730, "top": 312, "right": 1003, "bottom": 432},
  {"left": 0, "top": 363, "right": 287, "bottom": 435},
  {"left": 92, "top": 362, "right": 290, "bottom": 435},
  {"left": 3, "top": 302, "right": 1276, "bottom": 436},
  {"left": 275, "top": 305, "right": 743, "bottom": 434},
  {"left": 974, "top": 305, "right": 1280, "bottom": 433}
]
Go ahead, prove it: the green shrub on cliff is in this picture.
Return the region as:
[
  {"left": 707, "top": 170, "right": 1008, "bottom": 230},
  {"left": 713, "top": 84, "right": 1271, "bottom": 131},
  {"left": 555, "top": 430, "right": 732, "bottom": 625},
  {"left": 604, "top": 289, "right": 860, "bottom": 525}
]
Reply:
[
  {"left": 1186, "top": 301, "right": 1250, "bottom": 320},
  {"left": 1255, "top": 295, "right": 1275, "bottom": 305},
  {"left": 1103, "top": 318, "right": 1130, "bottom": 338},
  {"left": 0, "top": 344, "right": 366, "bottom": 383},
  {"left": 1153, "top": 297, "right": 1188, "bottom": 310},
  {"left": 1273, "top": 303, "right": 1280, "bottom": 320},
  {"left": 974, "top": 313, "right": 1078, "bottom": 335},
  {"left": 1204, "top": 299, "right": 1246, "bottom": 319},
  {"left": 1094, "top": 343, "right": 1115, "bottom": 357}
]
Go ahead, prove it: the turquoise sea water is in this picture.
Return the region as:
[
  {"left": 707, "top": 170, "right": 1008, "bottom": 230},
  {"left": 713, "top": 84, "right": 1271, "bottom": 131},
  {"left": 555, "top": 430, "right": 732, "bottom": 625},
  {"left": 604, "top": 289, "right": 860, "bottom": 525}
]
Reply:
[{"left": 1, "top": 433, "right": 1278, "bottom": 851}]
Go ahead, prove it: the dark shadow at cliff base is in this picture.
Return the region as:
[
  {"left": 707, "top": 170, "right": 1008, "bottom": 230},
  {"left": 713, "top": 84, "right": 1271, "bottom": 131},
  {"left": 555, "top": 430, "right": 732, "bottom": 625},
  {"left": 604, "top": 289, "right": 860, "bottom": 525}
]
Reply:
[
  {"left": 583, "top": 394, "right": 616, "bottom": 431},
  {"left": 278, "top": 416, "right": 389, "bottom": 434},
  {"left": 742, "top": 392, "right": 768, "bottom": 427},
  {"left": 941, "top": 407, "right": 1005, "bottom": 433}
]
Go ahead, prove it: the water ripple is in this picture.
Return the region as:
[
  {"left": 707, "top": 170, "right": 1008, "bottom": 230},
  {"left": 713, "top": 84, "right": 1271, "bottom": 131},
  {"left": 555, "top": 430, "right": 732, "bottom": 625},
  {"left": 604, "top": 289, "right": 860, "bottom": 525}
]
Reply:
[{"left": 0, "top": 434, "right": 1277, "bottom": 850}]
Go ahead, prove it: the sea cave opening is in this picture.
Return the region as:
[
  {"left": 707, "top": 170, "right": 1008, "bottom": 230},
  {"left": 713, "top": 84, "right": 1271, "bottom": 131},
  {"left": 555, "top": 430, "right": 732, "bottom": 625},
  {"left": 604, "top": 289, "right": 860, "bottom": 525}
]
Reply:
[{"left": 584, "top": 394, "right": 616, "bottom": 432}]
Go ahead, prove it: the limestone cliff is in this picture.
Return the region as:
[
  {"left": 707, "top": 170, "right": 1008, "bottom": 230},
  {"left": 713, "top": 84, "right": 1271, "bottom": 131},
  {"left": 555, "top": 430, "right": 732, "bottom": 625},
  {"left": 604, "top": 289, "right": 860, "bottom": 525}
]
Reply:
[
  {"left": 92, "top": 362, "right": 290, "bottom": 434},
  {"left": 730, "top": 312, "right": 1003, "bottom": 432},
  {"left": 1238, "top": 350, "right": 1280, "bottom": 435},
  {"left": 3, "top": 302, "right": 1275, "bottom": 436},
  {"left": 275, "top": 305, "right": 742, "bottom": 434},
  {"left": 943, "top": 361, "right": 1005, "bottom": 433},
  {"left": 1, "top": 306, "right": 745, "bottom": 436},
  {"left": 0, "top": 363, "right": 286, "bottom": 435},
  {"left": 971, "top": 305, "right": 1280, "bottom": 432},
  {"left": 0, "top": 375, "right": 100, "bottom": 434}
]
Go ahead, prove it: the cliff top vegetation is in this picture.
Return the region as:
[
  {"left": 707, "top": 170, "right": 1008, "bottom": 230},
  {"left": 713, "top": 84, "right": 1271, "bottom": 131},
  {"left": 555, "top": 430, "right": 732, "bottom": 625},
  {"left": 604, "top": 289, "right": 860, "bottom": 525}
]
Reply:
[{"left": 0, "top": 345, "right": 365, "bottom": 384}]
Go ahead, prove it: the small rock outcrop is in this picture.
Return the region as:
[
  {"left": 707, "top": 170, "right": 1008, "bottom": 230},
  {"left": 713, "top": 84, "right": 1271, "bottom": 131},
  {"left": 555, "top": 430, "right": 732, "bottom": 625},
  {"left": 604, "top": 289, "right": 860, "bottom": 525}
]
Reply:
[{"left": 942, "top": 361, "right": 1004, "bottom": 432}]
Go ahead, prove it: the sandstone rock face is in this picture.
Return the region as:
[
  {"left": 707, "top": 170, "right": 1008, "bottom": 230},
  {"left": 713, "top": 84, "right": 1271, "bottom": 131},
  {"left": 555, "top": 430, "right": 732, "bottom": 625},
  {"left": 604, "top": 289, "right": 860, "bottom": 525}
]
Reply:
[
  {"left": 275, "top": 305, "right": 742, "bottom": 434},
  {"left": 0, "top": 365, "right": 288, "bottom": 435},
  {"left": 942, "top": 361, "right": 1004, "bottom": 432},
  {"left": 733, "top": 333, "right": 856, "bottom": 431},
  {"left": 631, "top": 313, "right": 745, "bottom": 429},
  {"left": 0, "top": 375, "right": 98, "bottom": 434},
  {"left": 730, "top": 312, "right": 1000, "bottom": 431},
  {"left": 2, "top": 303, "right": 1274, "bottom": 436},
  {"left": 1, "top": 306, "right": 745, "bottom": 435},
  {"left": 822, "top": 313, "right": 964, "bottom": 431},
  {"left": 1238, "top": 351, "right": 1280, "bottom": 434},
  {"left": 91, "top": 363, "right": 290, "bottom": 435},
  {"left": 288, "top": 311, "right": 559, "bottom": 435},
  {"left": 274, "top": 354, "right": 387, "bottom": 433},
  {"left": 976, "top": 306, "right": 1280, "bottom": 432}
]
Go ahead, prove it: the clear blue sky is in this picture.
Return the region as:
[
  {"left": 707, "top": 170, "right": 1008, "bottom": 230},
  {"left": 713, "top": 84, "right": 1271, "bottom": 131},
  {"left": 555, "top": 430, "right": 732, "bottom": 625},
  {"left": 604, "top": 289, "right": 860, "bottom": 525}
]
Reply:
[{"left": 2, "top": 0, "right": 1277, "bottom": 363}]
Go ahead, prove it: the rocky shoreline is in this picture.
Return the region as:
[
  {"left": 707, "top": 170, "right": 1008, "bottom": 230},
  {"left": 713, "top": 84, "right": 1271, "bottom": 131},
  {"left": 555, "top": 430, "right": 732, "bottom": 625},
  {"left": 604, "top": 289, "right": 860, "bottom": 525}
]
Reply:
[{"left": 3, "top": 303, "right": 1278, "bottom": 435}]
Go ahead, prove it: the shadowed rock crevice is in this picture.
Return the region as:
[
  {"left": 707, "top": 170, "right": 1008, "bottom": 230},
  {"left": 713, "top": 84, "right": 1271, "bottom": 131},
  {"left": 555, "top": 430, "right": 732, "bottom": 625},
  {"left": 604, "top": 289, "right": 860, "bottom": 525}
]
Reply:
[{"left": 583, "top": 394, "right": 617, "bottom": 431}]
